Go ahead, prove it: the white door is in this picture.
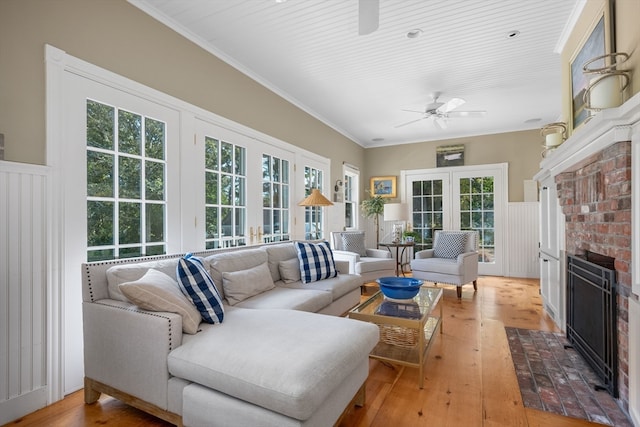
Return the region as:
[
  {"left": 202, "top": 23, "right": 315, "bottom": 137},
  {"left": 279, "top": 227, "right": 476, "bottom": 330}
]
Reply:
[{"left": 402, "top": 163, "right": 507, "bottom": 276}]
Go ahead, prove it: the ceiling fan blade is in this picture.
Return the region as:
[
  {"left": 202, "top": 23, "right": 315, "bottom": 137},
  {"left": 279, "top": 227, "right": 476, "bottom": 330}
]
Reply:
[
  {"left": 400, "top": 108, "right": 427, "bottom": 114},
  {"left": 434, "top": 117, "right": 448, "bottom": 130},
  {"left": 437, "top": 97, "right": 466, "bottom": 113},
  {"left": 394, "top": 117, "right": 424, "bottom": 128},
  {"left": 447, "top": 110, "right": 487, "bottom": 118},
  {"left": 358, "top": 0, "right": 379, "bottom": 35}
]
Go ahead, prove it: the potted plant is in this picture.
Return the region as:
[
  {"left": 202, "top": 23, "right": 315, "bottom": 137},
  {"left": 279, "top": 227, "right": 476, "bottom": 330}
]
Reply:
[
  {"left": 402, "top": 230, "right": 421, "bottom": 243},
  {"left": 360, "top": 194, "right": 386, "bottom": 248}
]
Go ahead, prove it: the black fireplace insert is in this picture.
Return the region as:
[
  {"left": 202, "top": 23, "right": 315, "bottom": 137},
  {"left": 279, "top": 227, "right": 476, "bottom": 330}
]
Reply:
[{"left": 566, "top": 252, "right": 617, "bottom": 397}]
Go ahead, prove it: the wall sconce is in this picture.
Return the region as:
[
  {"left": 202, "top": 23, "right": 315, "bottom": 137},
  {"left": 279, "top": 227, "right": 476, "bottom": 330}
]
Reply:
[
  {"left": 583, "top": 52, "right": 631, "bottom": 112},
  {"left": 540, "top": 122, "right": 567, "bottom": 158},
  {"left": 333, "top": 179, "right": 343, "bottom": 203}
]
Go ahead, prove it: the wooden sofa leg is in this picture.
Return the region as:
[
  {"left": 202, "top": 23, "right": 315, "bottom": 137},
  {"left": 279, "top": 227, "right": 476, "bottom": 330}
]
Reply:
[
  {"left": 354, "top": 383, "right": 366, "bottom": 407},
  {"left": 473, "top": 280, "right": 477, "bottom": 291},
  {"left": 84, "top": 377, "right": 101, "bottom": 404},
  {"left": 456, "top": 286, "right": 462, "bottom": 299}
]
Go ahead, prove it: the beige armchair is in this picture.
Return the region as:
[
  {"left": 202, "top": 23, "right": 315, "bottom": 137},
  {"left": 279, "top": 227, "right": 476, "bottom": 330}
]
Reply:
[
  {"left": 330, "top": 231, "right": 396, "bottom": 284},
  {"left": 410, "top": 230, "right": 479, "bottom": 298}
]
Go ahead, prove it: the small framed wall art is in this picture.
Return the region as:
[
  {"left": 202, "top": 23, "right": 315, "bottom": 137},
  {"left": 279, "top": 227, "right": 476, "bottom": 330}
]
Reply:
[
  {"left": 436, "top": 144, "right": 465, "bottom": 167},
  {"left": 370, "top": 176, "right": 396, "bottom": 198}
]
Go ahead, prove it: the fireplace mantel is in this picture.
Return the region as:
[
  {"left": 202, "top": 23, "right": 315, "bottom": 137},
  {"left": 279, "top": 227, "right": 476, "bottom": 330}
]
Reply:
[{"left": 534, "top": 91, "right": 640, "bottom": 182}]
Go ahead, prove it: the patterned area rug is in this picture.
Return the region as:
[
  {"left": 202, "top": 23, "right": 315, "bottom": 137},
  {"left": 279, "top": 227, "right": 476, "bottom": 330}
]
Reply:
[{"left": 505, "top": 327, "right": 632, "bottom": 426}]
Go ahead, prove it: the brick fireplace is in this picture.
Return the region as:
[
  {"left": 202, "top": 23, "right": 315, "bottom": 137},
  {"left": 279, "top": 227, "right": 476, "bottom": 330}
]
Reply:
[{"left": 555, "top": 141, "right": 632, "bottom": 408}]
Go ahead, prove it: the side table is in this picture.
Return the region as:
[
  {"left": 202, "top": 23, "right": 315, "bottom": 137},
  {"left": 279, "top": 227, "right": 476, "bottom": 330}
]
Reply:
[{"left": 379, "top": 241, "right": 414, "bottom": 276}]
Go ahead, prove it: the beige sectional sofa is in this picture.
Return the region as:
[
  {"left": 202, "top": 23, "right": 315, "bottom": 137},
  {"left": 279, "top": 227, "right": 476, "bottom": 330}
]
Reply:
[{"left": 81, "top": 241, "right": 379, "bottom": 426}]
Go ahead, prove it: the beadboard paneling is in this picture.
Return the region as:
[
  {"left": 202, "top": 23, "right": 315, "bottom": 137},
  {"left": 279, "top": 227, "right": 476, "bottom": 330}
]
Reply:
[
  {"left": 507, "top": 202, "right": 540, "bottom": 278},
  {"left": 0, "top": 161, "right": 48, "bottom": 424}
]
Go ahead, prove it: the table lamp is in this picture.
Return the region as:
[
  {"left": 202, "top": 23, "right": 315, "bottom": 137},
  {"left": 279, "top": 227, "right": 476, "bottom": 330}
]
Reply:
[{"left": 383, "top": 203, "right": 407, "bottom": 243}]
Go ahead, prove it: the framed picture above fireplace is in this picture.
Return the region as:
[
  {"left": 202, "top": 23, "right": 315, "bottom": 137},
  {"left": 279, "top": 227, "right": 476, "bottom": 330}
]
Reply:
[{"left": 568, "top": 0, "right": 615, "bottom": 133}]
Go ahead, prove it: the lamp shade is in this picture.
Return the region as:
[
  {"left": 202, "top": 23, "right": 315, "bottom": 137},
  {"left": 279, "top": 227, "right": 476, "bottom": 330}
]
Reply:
[
  {"left": 298, "top": 189, "right": 334, "bottom": 207},
  {"left": 383, "top": 203, "right": 407, "bottom": 221}
]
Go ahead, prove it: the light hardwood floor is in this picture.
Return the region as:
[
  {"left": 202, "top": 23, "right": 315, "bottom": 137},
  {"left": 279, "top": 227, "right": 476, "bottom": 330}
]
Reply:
[{"left": 5, "top": 277, "right": 607, "bottom": 427}]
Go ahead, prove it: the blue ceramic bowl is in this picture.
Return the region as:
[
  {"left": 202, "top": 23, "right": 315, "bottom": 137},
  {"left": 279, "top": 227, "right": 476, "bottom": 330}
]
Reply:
[{"left": 376, "top": 277, "right": 423, "bottom": 299}]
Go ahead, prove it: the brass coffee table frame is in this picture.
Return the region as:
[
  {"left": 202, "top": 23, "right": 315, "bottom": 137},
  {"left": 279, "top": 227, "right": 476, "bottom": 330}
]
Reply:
[{"left": 349, "top": 287, "right": 443, "bottom": 388}]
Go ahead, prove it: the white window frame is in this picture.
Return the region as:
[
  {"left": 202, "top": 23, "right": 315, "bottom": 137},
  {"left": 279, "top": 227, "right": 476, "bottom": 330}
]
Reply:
[{"left": 343, "top": 164, "right": 360, "bottom": 230}]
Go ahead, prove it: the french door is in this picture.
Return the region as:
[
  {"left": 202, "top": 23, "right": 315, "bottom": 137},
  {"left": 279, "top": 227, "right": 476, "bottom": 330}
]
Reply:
[
  {"left": 196, "top": 119, "right": 295, "bottom": 247},
  {"left": 402, "top": 163, "right": 507, "bottom": 276}
]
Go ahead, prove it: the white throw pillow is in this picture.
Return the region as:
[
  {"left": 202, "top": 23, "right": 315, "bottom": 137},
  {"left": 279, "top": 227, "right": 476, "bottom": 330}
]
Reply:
[
  {"left": 279, "top": 258, "right": 302, "bottom": 283},
  {"left": 119, "top": 269, "right": 202, "bottom": 334},
  {"left": 222, "top": 262, "right": 276, "bottom": 305}
]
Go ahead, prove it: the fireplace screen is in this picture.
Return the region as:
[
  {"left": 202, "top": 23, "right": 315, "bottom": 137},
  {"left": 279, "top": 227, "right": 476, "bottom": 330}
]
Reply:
[{"left": 566, "top": 253, "right": 617, "bottom": 397}]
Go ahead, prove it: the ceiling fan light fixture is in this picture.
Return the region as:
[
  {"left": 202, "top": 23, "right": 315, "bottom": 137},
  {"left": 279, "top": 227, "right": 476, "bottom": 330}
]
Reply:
[{"left": 406, "top": 29, "right": 423, "bottom": 39}]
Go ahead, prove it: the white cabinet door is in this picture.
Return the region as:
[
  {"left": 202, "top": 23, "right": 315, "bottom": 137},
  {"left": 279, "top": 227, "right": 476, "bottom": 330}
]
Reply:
[
  {"left": 539, "top": 178, "right": 560, "bottom": 258},
  {"left": 539, "top": 255, "right": 563, "bottom": 326}
]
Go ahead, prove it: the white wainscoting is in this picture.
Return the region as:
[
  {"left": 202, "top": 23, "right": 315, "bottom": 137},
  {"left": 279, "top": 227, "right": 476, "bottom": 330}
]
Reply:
[
  {"left": 507, "top": 202, "right": 540, "bottom": 278},
  {"left": 0, "top": 161, "right": 49, "bottom": 424}
]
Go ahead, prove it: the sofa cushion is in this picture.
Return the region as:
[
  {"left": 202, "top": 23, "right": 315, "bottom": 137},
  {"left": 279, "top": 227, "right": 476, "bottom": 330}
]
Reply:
[
  {"left": 340, "top": 232, "right": 367, "bottom": 256},
  {"left": 206, "top": 248, "right": 268, "bottom": 298},
  {"left": 434, "top": 232, "right": 468, "bottom": 259},
  {"left": 169, "top": 308, "right": 379, "bottom": 420},
  {"left": 234, "top": 286, "right": 332, "bottom": 312},
  {"left": 119, "top": 269, "right": 202, "bottom": 334},
  {"left": 278, "top": 258, "right": 301, "bottom": 283},
  {"left": 177, "top": 254, "right": 225, "bottom": 324},
  {"left": 278, "top": 273, "right": 362, "bottom": 301},
  {"left": 106, "top": 258, "right": 179, "bottom": 302},
  {"left": 222, "top": 262, "right": 276, "bottom": 306},
  {"left": 295, "top": 241, "right": 337, "bottom": 284},
  {"left": 262, "top": 243, "right": 298, "bottom": 283}
]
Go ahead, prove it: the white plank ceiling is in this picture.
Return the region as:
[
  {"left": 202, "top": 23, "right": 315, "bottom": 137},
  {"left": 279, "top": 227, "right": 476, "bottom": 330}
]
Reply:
[{"left": 131, "top": 0, "right": 582, "bottom": 147}]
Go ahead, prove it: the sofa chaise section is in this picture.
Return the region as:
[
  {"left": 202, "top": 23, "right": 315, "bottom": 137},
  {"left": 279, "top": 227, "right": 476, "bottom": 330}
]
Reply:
[{"left": 170, "top": 307, "right": 378, "bottom": 426}]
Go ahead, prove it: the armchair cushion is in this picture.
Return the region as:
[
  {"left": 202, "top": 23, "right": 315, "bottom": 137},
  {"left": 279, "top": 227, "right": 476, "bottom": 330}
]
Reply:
[
  {"left": 340, "top": 232, "right": 367, "bottom": 256},
  {"left": 433, "top": 232, "right": 468, "bottom": 259}
]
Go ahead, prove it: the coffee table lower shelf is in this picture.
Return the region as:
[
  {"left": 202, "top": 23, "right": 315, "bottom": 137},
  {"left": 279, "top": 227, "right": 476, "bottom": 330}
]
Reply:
[{"left": 370, "top": 316, "right": 441, "bottom": 388}]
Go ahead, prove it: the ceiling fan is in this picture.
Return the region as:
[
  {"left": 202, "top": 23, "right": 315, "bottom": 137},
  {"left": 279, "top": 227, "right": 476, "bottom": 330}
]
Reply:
[
  {"left": 395, "top": 93, "right": 487, "bottom": 129},
  {"left": 359, "top": 0, "right": 379, "bottom": 35}
]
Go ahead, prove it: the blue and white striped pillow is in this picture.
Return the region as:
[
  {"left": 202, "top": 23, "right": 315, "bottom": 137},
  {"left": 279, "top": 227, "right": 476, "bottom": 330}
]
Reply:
[
  {"left": 176, "top": 254, "right": 224, "bottom": 324},
  {"left": 295, "top": 241, "right": 338, "bottom": 284}
]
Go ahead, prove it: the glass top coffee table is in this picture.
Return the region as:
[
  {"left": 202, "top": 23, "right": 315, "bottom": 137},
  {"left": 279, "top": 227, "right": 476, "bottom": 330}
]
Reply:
[{"left": 348, "top": 287, "right": 443, "bottom": 388}]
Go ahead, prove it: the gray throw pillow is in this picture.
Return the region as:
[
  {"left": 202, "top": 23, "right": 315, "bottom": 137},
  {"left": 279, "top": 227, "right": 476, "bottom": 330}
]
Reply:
[
  {"left": 433, "top": 233, "right": 468, "bottom": 259},
  {"left": 279, "top": 258, "right": 302, "bottom": 283},
  {"left": 222, "top": 262, "right": 276, "bottom": 305},
  {"left": 341, "top": 233, "right": 367, "bottom": 256}
]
